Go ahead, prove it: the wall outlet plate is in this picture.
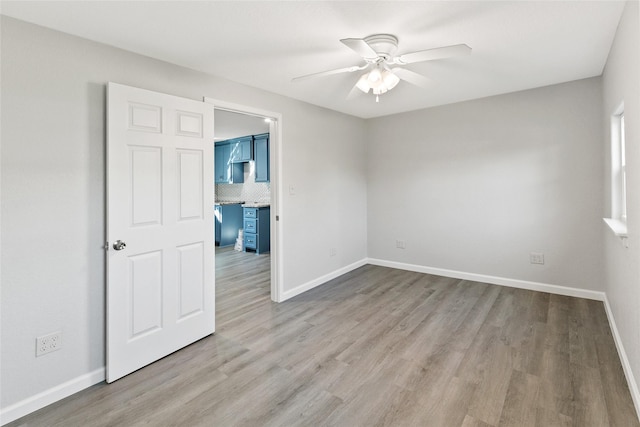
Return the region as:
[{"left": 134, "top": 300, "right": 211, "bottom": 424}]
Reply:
[
  {"left": 36, "top": 331, "right": 62, "bottom": 357},
  {"left": 530, "top": 252, "right": 545, "bottom": 265}
]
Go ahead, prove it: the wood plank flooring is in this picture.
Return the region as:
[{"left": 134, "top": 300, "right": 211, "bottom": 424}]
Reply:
[{"left": 7, "top": 247, "right": 639, "bottom": 426}]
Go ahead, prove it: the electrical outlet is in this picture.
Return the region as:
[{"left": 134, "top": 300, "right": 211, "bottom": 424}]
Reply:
[
  {"left": 530, "top": 252, "right": 545, "bottom": 265},
  {"left": 36, "top": 331, "right": 62, "bottom": 357},
  {"left": 329, "top": 247, "right": 337, "bottom": 257},
  {"left": 396, "top": 240, "right": 406, "bottom": 249}
]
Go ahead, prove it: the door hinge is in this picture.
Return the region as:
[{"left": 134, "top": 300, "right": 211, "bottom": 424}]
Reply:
[
  {"left": 276, "top": 215, "right": 280, "bottom": 221},
  {"left": 104, "top": 241, "right": 109, "bottom": 251}
]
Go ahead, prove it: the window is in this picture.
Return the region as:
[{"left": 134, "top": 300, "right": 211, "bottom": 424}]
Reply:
[
  {"left": 605, "top": 103, "right": 628, "bottom": 239},
  {"left": 620, "top": 113, "right": 626, "bottom": 221}
]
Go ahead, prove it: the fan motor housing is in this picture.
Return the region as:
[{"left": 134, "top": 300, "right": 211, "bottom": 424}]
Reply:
[{"left": 363, "top": 34, "right": 399, "bottom": 60}]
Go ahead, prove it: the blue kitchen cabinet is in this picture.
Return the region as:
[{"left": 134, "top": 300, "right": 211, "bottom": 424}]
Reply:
[
  {"left": 214, "top": 144, "right": 226, "bottom": 183},
  {"left": 253, "top": 133, "right": 269, "bottom": 183},
  {"left": 243, "top": 206, "right": 270, "bottom": 254},
  {"left": 215, "top": 203, "right": 243, "bottom": 247},
  {"left": 230, "top": 136, "right": 253, "bottom": 163},
  {"left": 214, "top": 206, "right": 221, "bottom": 243},
  {"left": 214, "top": 142, "right": 244, "bottom": 184}
]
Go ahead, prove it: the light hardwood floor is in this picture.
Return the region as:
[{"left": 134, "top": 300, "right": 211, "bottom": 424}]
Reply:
[{"left": 7, "top": 247, "right": 639, "bottom": 426}]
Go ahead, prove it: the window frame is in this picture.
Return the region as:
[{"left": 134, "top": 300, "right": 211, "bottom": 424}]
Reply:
[
  {"left": 605, "top": 102, "right": 628, "bottom": 239},
  {"left": 620, "top": 113, "right": 626, "bottom": 221}
]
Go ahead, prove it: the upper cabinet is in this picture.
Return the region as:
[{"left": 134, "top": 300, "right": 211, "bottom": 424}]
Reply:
[
  {"left": 230, "top": 136, "right": 253, "bottom": 163},
  {"left": 214, "top": 144, "right": 226, "bottom": 183},
  {"left": 214, "top": 142, "right": 244, "bottom": 184},
  {"left": 253, "top": 133, "right": 269, "bottom": 183},
  {"left": 215, "top": 133, "right": 269, "bottom": 184}
]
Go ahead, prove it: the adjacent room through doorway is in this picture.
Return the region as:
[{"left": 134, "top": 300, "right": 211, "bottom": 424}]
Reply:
[{"left": 213, "top": 109, "right": 275, "bottom": 305}]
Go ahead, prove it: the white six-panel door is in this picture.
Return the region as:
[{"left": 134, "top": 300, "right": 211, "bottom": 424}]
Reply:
[{"left": 107, "top": 83, "right": 215, "bottom": 382}]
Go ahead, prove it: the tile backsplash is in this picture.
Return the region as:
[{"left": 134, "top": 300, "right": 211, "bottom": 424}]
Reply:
[{"left": 215, "top": 162, "right": 271, "bottom": 203}]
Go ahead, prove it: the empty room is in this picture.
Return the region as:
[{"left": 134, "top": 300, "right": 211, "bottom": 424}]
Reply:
[{"left": 1, "top": 1, "right": 639, "bottom": 426}]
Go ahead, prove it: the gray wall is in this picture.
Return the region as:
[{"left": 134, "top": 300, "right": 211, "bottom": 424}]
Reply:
[
  {"left": 602, "top": 0, "right": 640, "bottom": 407},
  {"left": 366, "top": 77, "right": 604, "bottom": 291},
  {"left": 0, "top": 16, "right": 367, "bottom": 409}
]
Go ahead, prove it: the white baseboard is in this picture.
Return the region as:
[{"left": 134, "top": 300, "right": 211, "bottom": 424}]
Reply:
[
  {"left": 366, "top": 258, "right": 606, "bottom": 301},
  {"left": 280, "top": 258, "right": 368, "bottom": 301},
  {"left": 0, "top": 367, "right": 105, "bottom": 426},
  {"left": 602, "top": 294, "right": 640, "bottom": 421},
  {"left": 281, "top": 257, "right": 606, "bottom": 303}
]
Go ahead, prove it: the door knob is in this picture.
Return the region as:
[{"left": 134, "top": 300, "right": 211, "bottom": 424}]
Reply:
[{"left": 113, "top": 240, "right": 127, "bottom": 251}]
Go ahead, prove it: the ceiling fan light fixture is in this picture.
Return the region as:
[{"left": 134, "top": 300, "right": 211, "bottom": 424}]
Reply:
[
  {"left": 356, "top": 74, "right": 371, "bottom": 93},
  {"left": 382, "top": 70, "right": 400, "bottom": 90},
  {"left": 372, "top": 85, "right": 388, "bottom": 96},
  {"left": 357, "top": 67, "right": 400, "bottom": 97},
  {"left": 367, "top": 67, "right": 382, "bottom": 83}
]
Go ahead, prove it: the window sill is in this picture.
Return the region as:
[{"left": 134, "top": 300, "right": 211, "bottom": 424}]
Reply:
[{"left": 603, "top": 218, "right": 628, "bottom": 237}]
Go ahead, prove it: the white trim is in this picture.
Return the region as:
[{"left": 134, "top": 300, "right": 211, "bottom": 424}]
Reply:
[
  {"left": 280, "top": 258, "right": 368, "bottom": 301},
  {"left": 604, "top": 217, "right": 629, "bottom": 238},
  {"left": 0, "top": 368, "right": 105, "bottom": 426},
  {"left": 203, "top": 96, "right": 284, "bottom": 303},
  {"left": 269, "top": 117, "right": 284, "bottom": 302},
  {"left": 602, "top": 294, "right": 640, "bottom": 421},
  {"left": 610, "top": 102, "right": 626, "bottom": 222},
  {"left": 366, "top": 258, "right": 605, "bottom": 301}
]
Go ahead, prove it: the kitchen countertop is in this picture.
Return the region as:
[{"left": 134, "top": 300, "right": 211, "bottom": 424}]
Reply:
[
  {"left": 215, "top": 201, "right": 244, "bottom": 206},
  {"left": 241, "top": 203, "right": 270, "bottom": 208},
  {"left": 215, "top": 201, "right": 270, "bottom": 208}
]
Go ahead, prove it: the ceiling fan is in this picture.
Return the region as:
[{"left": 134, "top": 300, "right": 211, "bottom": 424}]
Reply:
[{"left": 292, "top": 34, "right": 471, "bottom": 102}]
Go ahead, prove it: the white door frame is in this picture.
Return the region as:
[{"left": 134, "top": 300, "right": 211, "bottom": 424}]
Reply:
[{"left": 204, "top": 97, "right": 284, "bottom": 302}]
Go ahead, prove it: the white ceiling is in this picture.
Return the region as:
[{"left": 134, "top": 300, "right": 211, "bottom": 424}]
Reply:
[
  {"left": 1, "top": 1, "right": 626, "bottom": 119},
  {"left": 214, "top": 109, "right": 270, "bottom": 141}
]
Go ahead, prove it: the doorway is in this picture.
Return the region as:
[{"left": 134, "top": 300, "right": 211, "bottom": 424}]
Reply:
[{"left": 205, "top": 97, "right": 282, "bottom": 303}]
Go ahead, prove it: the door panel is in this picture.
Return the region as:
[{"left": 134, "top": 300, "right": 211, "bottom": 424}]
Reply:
[
  {"left": 128, "top": 102, "right": 162, "bottom": 133},
  {"left": 128, "top": 250, "right": 163, "bottom": 338},
  {"left": 177, "top": 149, "right": 204, "bottom": 221},
  {"left": 130, "top": 147, "right": 163, "bottom": 227},
  {"left": 107, "top": 82, "right": 215, "bottom": 382},
  {"left": 176, "top": 111, "right": 203, "bottom": 138},
  {"left": 177, "top": 242, "right": 205, "bottom": 319}
]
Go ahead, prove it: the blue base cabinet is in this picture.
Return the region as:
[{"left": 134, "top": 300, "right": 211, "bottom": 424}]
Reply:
[
  {"left": 243, "top": 206, "right": 270, "bottom": 254},
  {"left": 215, "top": 204, "right": 243, "bottom": 247}
]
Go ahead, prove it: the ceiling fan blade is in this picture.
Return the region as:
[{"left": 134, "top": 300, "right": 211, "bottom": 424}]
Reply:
[
  {"left": 394, "top": 44, "right": 471, "bottom": 65},
  {"left": 392, "top": 68, "right": 431, "bottom": 89},
  {"left": 292, "top": 64, "right": 367, "bottom": 82},
  {"left": 340, "top": 38, "right": 379, "bottom": 60},
  {"left": 346, "top": 81, "right": 363, "bottom": 100}
]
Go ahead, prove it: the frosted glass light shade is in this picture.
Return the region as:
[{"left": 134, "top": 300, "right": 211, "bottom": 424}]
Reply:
[
  {"left": 382, "top": 71, "right": 400, "bottom": 90},
  {"left": 356, "top": 74, "right": 371, "bottom": 93},
  {"left": 367, "top": 67, "right": 382, "bottom": 83},
  {"left": 357, "top": 67, "right": 401, "bottom": 96}
]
